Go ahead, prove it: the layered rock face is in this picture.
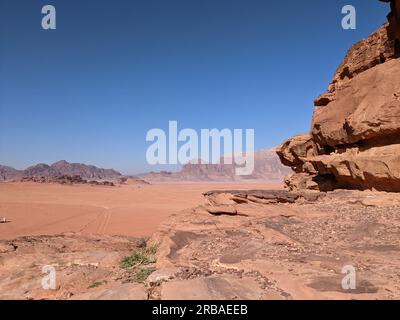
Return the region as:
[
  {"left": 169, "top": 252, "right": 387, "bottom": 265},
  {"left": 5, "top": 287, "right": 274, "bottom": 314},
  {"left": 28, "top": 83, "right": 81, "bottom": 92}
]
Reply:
[
  {"left": 278, "top": 0, "right": 400, "bottom": 192},
  {"left": 141, "top": 149, "right": 292, "bottom": 182}
]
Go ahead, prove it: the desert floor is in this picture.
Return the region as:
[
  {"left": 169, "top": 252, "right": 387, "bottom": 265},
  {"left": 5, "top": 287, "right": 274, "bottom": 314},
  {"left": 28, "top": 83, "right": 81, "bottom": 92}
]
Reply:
[
  {"left": 1, "top": 183, "right": 400, "bottom": 299},
  {"left": 0, "top": 181, "right": 281, "bottom": 239}
]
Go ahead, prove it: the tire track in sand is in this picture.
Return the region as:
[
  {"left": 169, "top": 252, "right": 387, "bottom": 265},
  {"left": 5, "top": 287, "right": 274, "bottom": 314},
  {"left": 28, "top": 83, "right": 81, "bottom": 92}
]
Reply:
[
  {"left": 96, "top": 206, "right": 112, "bottom": 234},
  {"left": 77, "top": 205, "right": 112, "bottom": 234}
]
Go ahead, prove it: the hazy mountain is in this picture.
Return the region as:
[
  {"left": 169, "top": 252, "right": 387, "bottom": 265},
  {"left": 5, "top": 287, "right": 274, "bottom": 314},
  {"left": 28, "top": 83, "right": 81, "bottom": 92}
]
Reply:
[
  {"left": 0, "top": 161, "right": 121, "bottom": 181},
  {"left": 140, "top": 149, "right": 292, "bottom": 182},
  {"left": 0, "top": 165, "right": 23, "bottom": 181}
]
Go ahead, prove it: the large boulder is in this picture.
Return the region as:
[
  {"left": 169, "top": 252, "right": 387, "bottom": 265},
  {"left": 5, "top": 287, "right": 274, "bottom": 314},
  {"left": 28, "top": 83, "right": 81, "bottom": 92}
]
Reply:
[
  {"left": 312, "top": 59, "right": 400, "bottom": 147},
  {"left": 276, "top": 134, "right": 318, "bottom": 174}
]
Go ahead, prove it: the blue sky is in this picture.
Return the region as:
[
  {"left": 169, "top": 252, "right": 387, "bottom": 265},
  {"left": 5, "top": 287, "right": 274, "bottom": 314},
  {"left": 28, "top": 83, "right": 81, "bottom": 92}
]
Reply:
[{"left": 0, "top": 0, "right": 390, "bottom": 174}]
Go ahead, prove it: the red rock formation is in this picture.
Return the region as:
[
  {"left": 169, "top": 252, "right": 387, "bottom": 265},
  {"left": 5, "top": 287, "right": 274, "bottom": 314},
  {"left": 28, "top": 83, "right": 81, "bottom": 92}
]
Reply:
[
  {"left": 382, "top": 0, "right": 400, "bottom": 41},
  {"left": 278, "top": 1, "right": 400, "bottom": 192},
  {"left": 312, "top": 59, "right": 400, "bottom": 147},
  {"left": 141, "top": 149, "right": 292, "bottom": 182}
]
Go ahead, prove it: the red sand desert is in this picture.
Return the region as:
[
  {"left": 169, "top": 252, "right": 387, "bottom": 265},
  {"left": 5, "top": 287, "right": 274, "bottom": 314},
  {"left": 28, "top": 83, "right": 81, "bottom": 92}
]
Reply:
[{"left": 0, "top": 182, "right": 281, "bottom": 239}]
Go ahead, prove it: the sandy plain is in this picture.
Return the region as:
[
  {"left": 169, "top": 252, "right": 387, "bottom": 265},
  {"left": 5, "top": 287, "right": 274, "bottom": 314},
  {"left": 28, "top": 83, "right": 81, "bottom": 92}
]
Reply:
[
  {"left": 0, "top": 181, "right": 281, "bottom": 240},
  {"left": 2, "top": 182, "right": 400, "bottom": 299}
]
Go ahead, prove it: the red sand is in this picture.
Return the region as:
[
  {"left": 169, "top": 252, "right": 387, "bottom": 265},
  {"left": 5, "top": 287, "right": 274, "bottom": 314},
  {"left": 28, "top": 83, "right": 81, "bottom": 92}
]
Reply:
[{"left": 0, "top": 182, "right": 281, "bottom": 239}]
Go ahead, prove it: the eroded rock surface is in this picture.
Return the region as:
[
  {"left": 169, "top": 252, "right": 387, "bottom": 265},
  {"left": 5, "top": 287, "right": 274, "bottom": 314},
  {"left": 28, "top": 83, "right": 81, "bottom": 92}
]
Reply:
[
  {"left": 0, "top": 234, "right": 145, "bottom": 300},
  {"left": 149, "top": 190, "right": 400, "bottom": 300},
  {"left": 278, "top": 1, "right": 400, "bottom": 192}
]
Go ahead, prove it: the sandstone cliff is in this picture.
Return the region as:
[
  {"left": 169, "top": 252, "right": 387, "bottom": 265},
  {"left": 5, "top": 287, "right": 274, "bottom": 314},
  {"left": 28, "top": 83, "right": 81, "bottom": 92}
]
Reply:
[
  {"left": 140, "top": 149, "right": 292, "bottom": 182},
  {"left": 277, "top": 0, "right": 400, "bottom": 192}
]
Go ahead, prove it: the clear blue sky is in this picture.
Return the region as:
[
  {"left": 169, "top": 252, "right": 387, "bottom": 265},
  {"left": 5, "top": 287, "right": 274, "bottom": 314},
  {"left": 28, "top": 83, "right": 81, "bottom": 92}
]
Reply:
[{"left": 0, "top": 0, "right": 390, "bottom": 174}]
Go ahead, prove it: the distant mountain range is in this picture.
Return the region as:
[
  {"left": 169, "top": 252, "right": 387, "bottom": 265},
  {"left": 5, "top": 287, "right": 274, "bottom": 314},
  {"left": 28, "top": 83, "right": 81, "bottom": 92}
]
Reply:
[
  {"left": 1, "top": 149, "right": 292, "bottom": 183},
  {"left": 0, "top": 160, "right": 121, "bottom": 181},
  {"left": 139, "top": 149, "right": 292, "bottom": 182}
]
